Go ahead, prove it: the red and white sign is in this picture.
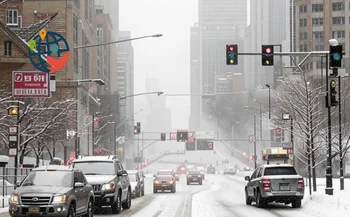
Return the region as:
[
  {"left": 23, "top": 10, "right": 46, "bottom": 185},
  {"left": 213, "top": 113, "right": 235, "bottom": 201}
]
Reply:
[
  {"left": 208, "top": 142, "right": 213, "bottom": 149},
  {"left": 170, "top": 133, "right": 177, "bottom": 140},
  {"left": 12, "top": 71, "right": 49, "bottom": 98},
  {"left": 36, "top": 13, "right": 55, "bottom": 19},
  {"left": 249, "top": 135, "right": 256, "bottom": 142},
  {"left": 188, "top": 131, "right": 195, "bottom": 144},
  {"left": 275, "top": 128, "right": 281, "bottom": 136},
  {"left": 93, "top": 117, "right": 99, "bottom": 130}
]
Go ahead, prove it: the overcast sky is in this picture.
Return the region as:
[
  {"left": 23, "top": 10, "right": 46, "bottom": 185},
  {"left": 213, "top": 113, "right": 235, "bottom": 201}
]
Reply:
[{"left": 119, "top": 0, "right": 198, "bottom": 129}]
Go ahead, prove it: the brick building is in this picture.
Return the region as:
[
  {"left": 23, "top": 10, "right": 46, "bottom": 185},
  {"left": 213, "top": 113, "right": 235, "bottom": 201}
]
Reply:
[{"left": 0, "top": 0, "right": 120, "bottom": 161}]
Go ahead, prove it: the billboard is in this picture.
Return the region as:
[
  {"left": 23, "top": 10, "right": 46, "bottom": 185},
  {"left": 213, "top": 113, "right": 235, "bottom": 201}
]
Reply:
[{"left": 12, "top": 71, "right": 50, "bottom": 98}]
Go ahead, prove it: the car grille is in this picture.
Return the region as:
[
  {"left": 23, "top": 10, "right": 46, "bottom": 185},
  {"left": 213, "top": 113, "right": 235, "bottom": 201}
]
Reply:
[
  {"left": 92, "top": 184, "right": 101, "bottom": 191},
  {"left": 21, "top": 196, "right": 51, "bottom": 206},
  {"left": 161, "top": 181, "right": 167, "bottom": 184}
]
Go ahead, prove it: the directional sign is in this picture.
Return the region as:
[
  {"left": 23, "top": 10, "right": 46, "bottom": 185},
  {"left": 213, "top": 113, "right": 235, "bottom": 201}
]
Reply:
[
  {"left": 9, "top": 148, "right": 17, "bottom": 157},
  {"left": 9, "top": 126, "right": 18, "bottom": 134},
  {"left": 249, "top": 135, "right": 256, "bottom": 142},
  {"left": 12, "top": 71, "right": 50, "bottom": 98},
  {"left": 170, "top": 133, "right": 177, "bottom": 140}
]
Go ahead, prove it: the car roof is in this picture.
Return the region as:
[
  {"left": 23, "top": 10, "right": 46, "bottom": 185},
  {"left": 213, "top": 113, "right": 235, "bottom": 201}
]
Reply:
[
  {"left": 72, "top": 155, "right": 119, "bottom": 163},
  {"left": 32, "top": 165, "right": 74, "bottom": 172},
  {"left": 261, "top": 164, "right": 294, "bottom": 168}
]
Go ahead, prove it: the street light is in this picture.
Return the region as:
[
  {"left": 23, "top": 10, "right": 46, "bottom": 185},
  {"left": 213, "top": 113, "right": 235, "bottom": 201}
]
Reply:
[
  {"left": 265, "top": 84, "right": 271, "bottom": 119},
  {"left": 74, "top": 33, "right": 163, "bottom": 49},
  {"left": 119, "top": 91, "right": 164, "bottom": 100}
]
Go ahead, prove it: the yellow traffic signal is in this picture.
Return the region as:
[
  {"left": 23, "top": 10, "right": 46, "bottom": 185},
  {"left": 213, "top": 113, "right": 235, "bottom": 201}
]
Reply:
[{"left": 8, "top": 107, "right": 19, "bottom": 115}]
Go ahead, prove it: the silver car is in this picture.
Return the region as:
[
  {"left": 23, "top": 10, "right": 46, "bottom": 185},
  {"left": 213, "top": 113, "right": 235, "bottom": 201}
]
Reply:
[{"left": 244, "top": 164, "right": 304, "bottom": 208}]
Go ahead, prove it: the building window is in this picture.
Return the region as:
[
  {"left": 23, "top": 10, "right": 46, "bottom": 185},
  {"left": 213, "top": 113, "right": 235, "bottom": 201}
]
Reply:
[
  {"left": 82, "top": 37, "right": 89, "bottom": 79},
  {"left": 299, "top": 5, "right": 307, "bottom": 13},
  {"left": 299, "top": 44, "right": 308, "bottom": 52},
  {"left": 4, "top": 41, "right": 12, "bottom": 56},
  {"left": 312, "top": 4, "right": 323, "bottom": 12},
  {"left": 299, "top": 32, "right": 307, "bottom": 40},
  {"left": 299, "top": 18, "right": 307, "bottom": 27},
  {"left": 313, "top": 31, "right": 323, "bottom": 40},
  {"left": 85, "top": 0, "right": 93, "bottom": 23},
  {"left": 333, "top": 17, "right": 345, "bottom": 25},
  {"left": 96, "top": 25, "right": 103, "bottom": 76},
  {"left": 73, "top": 15, "right": 78, "bottom": 44},
  {"left": 312, "top": 18, "right": 323, "bottom": 26},
  {"left": 6, "top": 9, "right": 18, "bottom": 25},
  {"left": 333, "top": 30, "right": 345, "bottom": 38},
  {"left": 333, "top": 2, "right": 344, "bottom": 11},
  {"left": 315, "top": 45, "right": 324, "bottom": 51}
]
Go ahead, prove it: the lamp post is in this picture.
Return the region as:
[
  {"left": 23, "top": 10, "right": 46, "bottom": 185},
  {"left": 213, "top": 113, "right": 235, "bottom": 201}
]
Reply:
[{"left": 265, "top": 84, "right": 271, "bottom": 119}]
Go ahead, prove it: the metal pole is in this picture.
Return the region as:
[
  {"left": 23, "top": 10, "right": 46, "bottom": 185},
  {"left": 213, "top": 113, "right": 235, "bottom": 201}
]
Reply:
[
  {"left": 77, "top": 136, "right": 80, "bottom": 157},
  {"left": 14, "top": 102, "right": 20, "bottom": 186},
  {"left": 291, "top": 117, "right": 294, "bottom": 167},
  {"left": 325, "top": 53, "right": 334, "bottom": 195},
  {"left": 114, "top": 123, "right": 117, "bottom": 155},
  {"left": 339, "top": 75, "right": 344, "bottom": 190},
  {"left": 53, "top": 143, "right": 56, "bottom": 157},
  {"left": 75, "top": 135, "right": 78, "bottom": 159},
  {"left": 268, "top": 87, "right": 271, "bottom": 119},
  {"left": 260, "top": 103, "right": 263, "bottom": 140},
  {"left": 254, "top": 114, "right": 257, "bottom": 169},
  {"left": 91, "top": 114, "right": 94, "bottom": 156}
]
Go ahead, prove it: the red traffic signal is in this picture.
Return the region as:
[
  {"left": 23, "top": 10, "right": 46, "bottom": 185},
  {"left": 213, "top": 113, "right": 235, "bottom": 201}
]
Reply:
[
  {"left": 262, "top": 45, "right": 274, "bottom": 66},
  {"left": 226, "top": 44, "right": 238, "bottom": 65},
  {"left": 229, "top": 45, "right": 235, "bottom": 51}
]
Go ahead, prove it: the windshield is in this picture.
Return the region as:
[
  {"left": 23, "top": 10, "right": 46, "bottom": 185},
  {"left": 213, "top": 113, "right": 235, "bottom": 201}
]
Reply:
[
  {"left": 264, "top": 167, "right": 297, "bottom": 176},
  {"left": 157, "top": 171, "right": 172, "bottom": 175},
  {"left": 156, "top": 176, "right": 173, "bottom": 181},
  {"left": 129, "top": 173, "right": 137, "bottom": 182},
  {"left": 73, "top": 162, "right": 115, "bottom": 175},
  {"left": 189, "top": 171, "right": 200, "bottom": 175},
  {"left": 22, "top": 171, "right": 72, "bottom": 187}
]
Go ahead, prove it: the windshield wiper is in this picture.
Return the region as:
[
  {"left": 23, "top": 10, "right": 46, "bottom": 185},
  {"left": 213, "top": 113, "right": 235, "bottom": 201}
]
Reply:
[{"left": 84, "top": 173, "right": 101, "bottom": 175}]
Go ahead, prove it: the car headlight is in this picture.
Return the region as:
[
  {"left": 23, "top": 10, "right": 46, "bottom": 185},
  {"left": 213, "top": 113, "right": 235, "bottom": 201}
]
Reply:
[
  {"left": 169, "top": 181, "right": 174, "bottom": 184},
  {"left": 52, "top": 195, "right": 67, "bottom": 203},
  {"left": 102, "top": 182, "right": 115, "bottom": 191},
  {"left": 10, "top": 194, "right": 19, "bottom": 204}
]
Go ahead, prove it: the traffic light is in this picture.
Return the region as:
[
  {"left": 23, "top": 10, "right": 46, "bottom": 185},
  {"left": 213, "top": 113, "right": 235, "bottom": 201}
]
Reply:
[
  {"left": 8, "top": 106, "right": 19, "bottom": 116},
  {"left": 161, "top": 133, "right": 166, "bottom": 141},
  {"left": 136, "top": 122, "right": 141, "bottom": 134},
  {"left": 262, "top": 45, "right": 274, "bottom": 66},
  {"left": 330, "top": 80, "right": 338, "bottom": 106},
  {"left": 177, "top": 130, "right": 188, "bottom": 142},
  {"left": 197, "top": 140, "right": 214, "bottom": 150},
  {"left": 226, "top": 44, "right": 238, "bottom": 65},
  {"left": 185, "top": 142, "right": 195, "bottom": 151},
  {"left": 329, "top": 45, "right": 342, "bottom": 68}
]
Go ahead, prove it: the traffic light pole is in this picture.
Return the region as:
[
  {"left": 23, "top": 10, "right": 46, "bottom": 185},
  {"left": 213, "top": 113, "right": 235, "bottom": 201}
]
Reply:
[
  {"left": 339, "top": 75, "right": 344, "bottom": 190},
  {"left": 325, "top": 54, "right": 334, "bottom": 195},
  {"left": 254, "top": 114, "right": 257, "bottom": 169},
  {"left": 14, "top": 102, "right": 20, "bottom": 186}
]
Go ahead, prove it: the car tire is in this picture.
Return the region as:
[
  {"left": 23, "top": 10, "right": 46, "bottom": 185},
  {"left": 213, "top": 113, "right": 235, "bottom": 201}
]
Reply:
[
  {"left": 83, "top": 198, "right": 93, "bottom": 217},
  {"left": 171, "top": 187, "right": 176, "bottom": 193},
  {"left": 292, "top": 199, "right": 302, "bottom": 208},
  {"left": 67, "top": 203, "right": 76, "bottom": 217},
  {"left": 245, "top": 190, "right": 252, "bottom": 205},
  {"left": 142, "top": 187, "right": 145, "bottom": 196},
  {"left": 122, "top": 189, "right": 132, "bottom": 210},
  {"left": 153, "top": 187, "right": 157, "bottom": 194},
  {"left": 255, "top": 190, "right": 266, "bottom": 208},
  {"left": 199, "top": 181, "right": 202, "bottom": 185},
  {"left": 187, "top": 181, "right": 190, "bottom": 185},
  {"left": 111, "top": 191, "right": 122, "bottom": 214},
  {"left": 137, "top": 188, "right": 141, "bottom": 197}
]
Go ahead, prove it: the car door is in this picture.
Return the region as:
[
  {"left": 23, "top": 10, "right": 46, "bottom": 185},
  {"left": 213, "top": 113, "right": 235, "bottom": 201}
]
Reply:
[
  {"left": 251, "top": 168, "right": 263, "bottom": 195},
  {"left": 117, "top": 162, "right": 128, "bottom": 200},
  {"left": 74, "top": 172, "right": 85, "bottom": 214},
  {"left": 247, "top": 168, "right": 258, "bottom": 197},
  {"left": 78, "top": 172, "right": 90, "bottom": 211}
]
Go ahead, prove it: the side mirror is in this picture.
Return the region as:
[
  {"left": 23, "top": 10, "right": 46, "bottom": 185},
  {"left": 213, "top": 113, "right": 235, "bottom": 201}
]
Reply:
[
  {"left": 143, "top": 175, "right": 146, "bottom": 178},
  {"left": 117, "top": 170, "right": 127, "bottom": 177},
  {"left": 153, "top": 174, "right": 156, "bottom": 178},
  {"left": 16, "top": 181, "right": 21, "bottom": 187},
  {"left": 245, "top": 176, "right": 251, "bottom": 181},
  {"left": 74, "top": 182, "right": 84, "bottom": 188}
]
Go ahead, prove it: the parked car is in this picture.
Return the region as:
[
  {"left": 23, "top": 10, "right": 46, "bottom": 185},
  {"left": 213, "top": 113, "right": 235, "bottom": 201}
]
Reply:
[
  {"left": 153, "top": 175, "right": 176, "bottom": 193},
  {"left": 245, "top": 164, "right": 305, "bottom": 208},
  {"left": 187, "top": 170, "right": 203, "bottom": 185},
  {"left": 71, "top": 155, "right": 131, "bottom": 214},
  {"left": 224, "top": 168, "right": 236, "bottom": 175},
  {"left": 207, "top": 165, "right": 216, "bottom": 174},
  {"left": 8, "top": 165, "right": 94, "bottom": 217},
  {"left": 127, "top": 170, "right": 142, "bottom": 198}
]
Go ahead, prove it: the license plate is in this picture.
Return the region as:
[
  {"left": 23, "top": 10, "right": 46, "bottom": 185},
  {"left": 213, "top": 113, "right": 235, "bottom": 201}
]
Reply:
[
  {"left": 162, "top": 185, "right": 167, "bottom": 187},
  {"left": 279, "top": 183, "right": 290, "bottom": 191},
  {"left": 193, "top": 179, "right": 197, "bottom": 181},
  {"left": 29, "top": 207, "right": 40, "bottom": 214}
]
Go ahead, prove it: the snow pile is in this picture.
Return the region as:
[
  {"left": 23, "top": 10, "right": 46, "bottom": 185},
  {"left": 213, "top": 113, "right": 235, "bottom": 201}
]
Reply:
[{"left": 303, "top": 188, "right": 350, "bottom": 217}]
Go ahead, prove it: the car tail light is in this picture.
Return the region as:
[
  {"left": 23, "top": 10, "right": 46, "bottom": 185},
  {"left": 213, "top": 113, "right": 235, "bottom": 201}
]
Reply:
[
  {"left": 188, "top": 175, "right": 192, "bottom": 177},
  {"left": 154, "top": 180, "right": 160, "bottom": 184},
  {"left": 262, "top": 178, "right": 271, "bottom": 191},
  {"left": 298, "top": 178, "right": 305, "bottom": 189},
  {"left": 198, "top": 175, "right": 201, "bottom": 178}
]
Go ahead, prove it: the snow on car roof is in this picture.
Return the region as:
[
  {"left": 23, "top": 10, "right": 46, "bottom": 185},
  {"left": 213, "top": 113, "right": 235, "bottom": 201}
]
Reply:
[{"left": 261, "top": 164, "right": 294, "bottom": 168}]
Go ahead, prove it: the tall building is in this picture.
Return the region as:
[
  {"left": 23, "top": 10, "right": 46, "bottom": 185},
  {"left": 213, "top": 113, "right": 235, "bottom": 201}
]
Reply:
[
  {"left": 189, "top": 23, "right": 200, "bottom": 130},
  {"left": 295, "top": 0, "right": 349, "bottom": 73},
  {"left": 116, "top": 31, "right": 134, "bottom": 161},
  {"left": 244, "top": 0, "right": 290, "bottom": 90},
  {"left": 195, "top": 0, "right": 247, "bottom": 129}
]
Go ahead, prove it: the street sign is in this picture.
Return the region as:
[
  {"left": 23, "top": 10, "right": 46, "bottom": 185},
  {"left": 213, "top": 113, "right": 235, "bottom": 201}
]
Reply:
[
  {"left": 187, "top": 131, "right": 195, "bottom": 144},
  {"left": 66, "top": 130, "right": 76, "bottom": 139},
  {"left": 170, "top": 133, "right": 177, "bottom": 140},
  {"left": 275, "top": 128, "right": 281, "bottom": 136},
  {"left": 9, "top": 135, "right": 18, "bottom": 142},
  {"left": 12, "top": 71, "right": 50, "bottom": 98},
  {"left": 9, "top": 126, "right": 18, "bottom": 134},
  {"left": 249, "top": 135, "right": 256, "bottom": 142},
  {"left": 93, "top": 117, "right": 99, "bottom": 130},
  {"left": 282, "top": 142, "right": 293, "bottom": 150},
  {"left": 9, "top": 149, "right": 17, "bottom": 157}
]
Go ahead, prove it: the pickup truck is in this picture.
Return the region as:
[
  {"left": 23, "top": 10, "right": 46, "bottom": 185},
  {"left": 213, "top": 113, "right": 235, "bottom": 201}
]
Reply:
[{"left": 244, "top": 164, "right": 304, "bottom": 208}]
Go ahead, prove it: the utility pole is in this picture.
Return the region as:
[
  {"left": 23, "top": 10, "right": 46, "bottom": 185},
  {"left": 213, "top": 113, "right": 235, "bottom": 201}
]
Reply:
[
  {"left": 113, "top": 122, "right": 117, "bottom": 156},
  {"left": 339, "top": 75, "right": 344, "bottom": 190}
]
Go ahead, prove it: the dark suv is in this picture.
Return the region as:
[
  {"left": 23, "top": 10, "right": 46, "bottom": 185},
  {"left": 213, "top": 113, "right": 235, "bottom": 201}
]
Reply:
[
  {"left": 8, "top": 165, "right": 94, "bottom": 217},
  {"left": 71, "top": 155, "right": 131, "bottom": 214}
]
